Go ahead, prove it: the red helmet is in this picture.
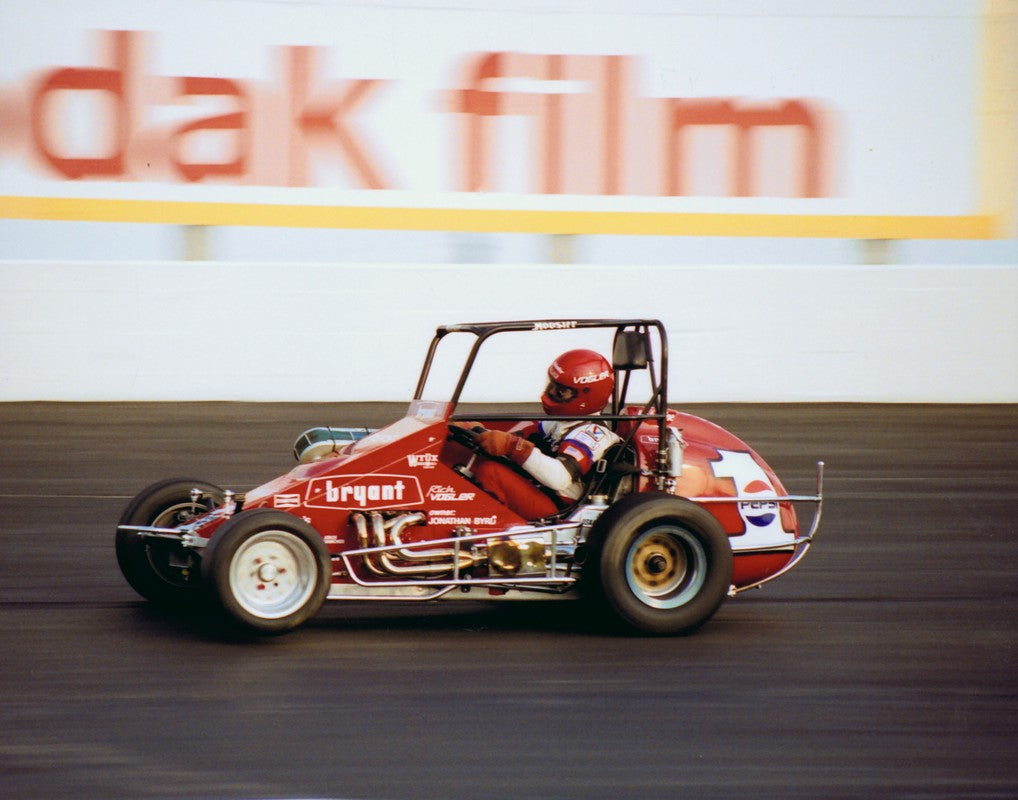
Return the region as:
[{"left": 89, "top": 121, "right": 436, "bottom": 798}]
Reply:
[{"left": 541, "top": 349, "right": 614, "bottom": 415}]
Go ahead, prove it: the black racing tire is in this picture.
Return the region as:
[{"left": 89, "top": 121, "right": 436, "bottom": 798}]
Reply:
[
  {"left": 586, "top": 492, "right": 733, "bottom": 635},
  {"left": 201, "top": 509, "right": 331, "bottom": 635},
  {"left": 115, "top": 478, "right": 224, "bottom": 606}
]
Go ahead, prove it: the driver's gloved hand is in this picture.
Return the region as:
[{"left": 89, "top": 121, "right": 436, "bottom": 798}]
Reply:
[{"left": 477, "top": 430, "right": 535, "bottom": 466}]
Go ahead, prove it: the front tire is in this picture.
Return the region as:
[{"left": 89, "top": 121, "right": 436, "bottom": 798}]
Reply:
[
  {"left": 116, "top": 478, "right": 223, "bottom": 605},
  {"left": 587, "top": 493, "right": 733, "bottom": 635},
  {"left": 202, "top": 509, "right": 331, "bottom": 635}
]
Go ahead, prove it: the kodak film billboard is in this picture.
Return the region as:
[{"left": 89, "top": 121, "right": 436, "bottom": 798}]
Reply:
[{"left": 0, "top": 0, "right": 1013, "bottom": 238}]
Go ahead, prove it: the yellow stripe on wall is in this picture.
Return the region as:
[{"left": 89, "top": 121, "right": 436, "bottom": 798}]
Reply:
[{"left": 0, "top": 195, "right": 1000, "bottom": 239}]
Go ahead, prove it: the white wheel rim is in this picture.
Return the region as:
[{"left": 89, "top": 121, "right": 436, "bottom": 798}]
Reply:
[
  {"left": 625, "top": 525, "right": 707, "bottom": 609},
  {"left": 228, "top": 530, "right": 318, "bottom": 619}
]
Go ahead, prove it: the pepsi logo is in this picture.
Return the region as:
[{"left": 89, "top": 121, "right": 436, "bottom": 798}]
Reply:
[{"left": 740, "top": 479, "right": 777, "bottom": 527}]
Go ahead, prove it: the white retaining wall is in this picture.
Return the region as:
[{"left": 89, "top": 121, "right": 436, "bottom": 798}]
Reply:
[{"left": 2, "top": 261, "right": 1015, "bottom": 402}]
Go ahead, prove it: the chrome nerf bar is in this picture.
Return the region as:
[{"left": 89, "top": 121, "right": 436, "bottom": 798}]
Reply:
[
  {"left": 337, "top": 524, "right": 581, "bottom": 589},
  {"left": 714, "top": 460, "right": 824, "bottom": 594},
  {"left": 692, "top": 460, "right": 823, "bottom": 530}
]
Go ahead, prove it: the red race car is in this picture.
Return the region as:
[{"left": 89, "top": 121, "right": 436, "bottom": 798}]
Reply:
[{"left": 116, "top": 319, "right": 823, "bottom": 635}]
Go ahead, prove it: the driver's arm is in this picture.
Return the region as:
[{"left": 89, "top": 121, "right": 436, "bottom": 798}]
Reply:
[
  {"left": 475, "top": 429, "right": 578, "bottom": 492},
  {"left": 520, "top": 450, "right": 580, "bottom": 492}
]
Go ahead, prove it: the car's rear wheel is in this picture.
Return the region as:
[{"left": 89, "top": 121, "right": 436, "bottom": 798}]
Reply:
[
  {"left": 202, "top": 509, "right": 331, "bottom": 635},
  {"left": 586, "top": 493, "right": 733, "bottom": 635},
  {"left": 115, "top": 478, "right": 223, "bottom": 605}
]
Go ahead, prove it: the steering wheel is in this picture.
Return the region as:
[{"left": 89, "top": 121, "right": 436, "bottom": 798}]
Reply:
[{"left": 446, "top": 423, "right": 486, "bottom": 452}]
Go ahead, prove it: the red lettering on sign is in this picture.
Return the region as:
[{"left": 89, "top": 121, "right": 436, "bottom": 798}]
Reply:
[
  {"left": 665, "top": 98, "right": 823, "bottom": 197},
  {"left": 29, "top": 29, "right": 133, "bottom": 179},
  {"left": 1, "top": 31, "right": 832, "bottom": 198},
  {"left": 446, "top": 51, "right": 828, "bottom": 198},
  {"left": 285, "top": 46, "right": 390, "bottom": 189},
  {"left": 172, "top": 76, "right": 249, "bottom": 182},
  {"left": 447, "top": 52, "right": 634, "bottom": 195}
]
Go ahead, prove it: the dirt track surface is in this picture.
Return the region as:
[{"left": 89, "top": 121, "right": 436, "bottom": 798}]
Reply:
[{"left": 1, "top": 402, "right": 1016, "bottom": 800}]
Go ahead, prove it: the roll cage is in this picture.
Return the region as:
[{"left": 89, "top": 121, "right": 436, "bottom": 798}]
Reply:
[{"left": 413, "top": 319, "right": 675, "bottom": 501}]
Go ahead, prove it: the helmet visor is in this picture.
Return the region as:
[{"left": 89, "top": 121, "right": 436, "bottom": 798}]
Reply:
[{"left": 545, "top": 380, "right": 578, "bottom": 404}]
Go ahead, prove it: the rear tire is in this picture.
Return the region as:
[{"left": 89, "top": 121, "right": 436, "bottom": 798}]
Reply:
[
  {"left": 587, "top": 493, "right": 733, "bottom": 635},
  {"left": 116, "top": 478, "right": 223, "bottom": 605},
  {"left": 202, "top": 509, "right": 331, "bottom": 635}
]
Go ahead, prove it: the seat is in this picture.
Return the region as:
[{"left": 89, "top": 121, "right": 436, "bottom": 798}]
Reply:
[{"left": 587, "top": 442, "right": 641, "bottom": 503}]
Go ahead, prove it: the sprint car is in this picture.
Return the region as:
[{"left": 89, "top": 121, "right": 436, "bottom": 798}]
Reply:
[{"left": 116, "top": 319, "right": 823, "bottom": 635}]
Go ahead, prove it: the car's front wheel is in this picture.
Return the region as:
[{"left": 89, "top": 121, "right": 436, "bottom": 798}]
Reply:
[
  {"left": 587, "top": 493, "right": 733, "bottom": 635},
  {"left": 116, "top": 478, "right": 224, "bottom": 605},
  {"left": 201, "top": 509, "right": 331, "bottom": 635}
]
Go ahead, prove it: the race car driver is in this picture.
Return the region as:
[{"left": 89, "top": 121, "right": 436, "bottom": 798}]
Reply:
[{"left": 461, "top": 349, "right": 622, "bottom": 519}]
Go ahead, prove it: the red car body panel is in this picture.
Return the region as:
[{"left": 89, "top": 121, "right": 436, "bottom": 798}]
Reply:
[{"left": 239, "top": 407, "right": 802, "bottom": 590}]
